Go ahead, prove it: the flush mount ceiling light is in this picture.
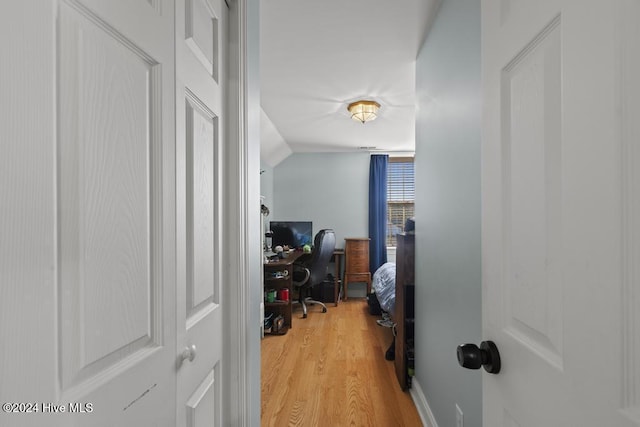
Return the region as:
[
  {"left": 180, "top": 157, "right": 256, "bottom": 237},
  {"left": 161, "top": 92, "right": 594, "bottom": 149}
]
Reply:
[{"left": 347, "top": 100, "right": 380, "bottom": 124}]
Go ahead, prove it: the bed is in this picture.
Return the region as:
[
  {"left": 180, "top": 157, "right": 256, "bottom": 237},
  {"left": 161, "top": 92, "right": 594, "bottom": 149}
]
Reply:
[
  {"left": 372, "top": 262, "right": 396, "bottom": 315},
  {"left": 371, "top": 262, "right": 398, "bottom": 361}
]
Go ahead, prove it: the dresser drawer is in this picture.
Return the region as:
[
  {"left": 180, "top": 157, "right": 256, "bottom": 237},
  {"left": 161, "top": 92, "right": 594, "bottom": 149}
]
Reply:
[
  {"left": 345, "top": 238, "right": 370, "bottom": 273},
  {"left": 347, "top": 255, "right": 368, "bottom": 271}
]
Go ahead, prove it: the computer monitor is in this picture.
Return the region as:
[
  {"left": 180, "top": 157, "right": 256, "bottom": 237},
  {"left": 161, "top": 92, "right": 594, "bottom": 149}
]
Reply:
[{"left": 269, "top": 221, "right": 313, "bottom": 249}]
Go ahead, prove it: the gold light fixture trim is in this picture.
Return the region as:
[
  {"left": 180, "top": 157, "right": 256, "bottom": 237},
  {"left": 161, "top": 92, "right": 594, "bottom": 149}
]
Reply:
[{"left": 347, "top": 100, "right": 380, "bottom": 124}]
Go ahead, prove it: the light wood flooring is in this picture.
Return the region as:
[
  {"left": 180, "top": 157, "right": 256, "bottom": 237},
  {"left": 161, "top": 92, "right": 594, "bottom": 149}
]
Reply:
[{"left": 261, "top": 298, "right": 422, "bottom": 426}]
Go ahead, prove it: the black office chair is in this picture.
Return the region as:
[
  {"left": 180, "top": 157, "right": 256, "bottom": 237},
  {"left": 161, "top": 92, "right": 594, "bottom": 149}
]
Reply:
[{"left": 291, "top": 229, "right": 336, "bottom": 318}]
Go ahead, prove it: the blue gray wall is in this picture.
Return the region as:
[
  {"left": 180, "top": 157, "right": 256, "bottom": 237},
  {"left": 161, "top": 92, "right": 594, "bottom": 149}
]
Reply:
[
  {"left": 270, "top": 152, "right": 371, "bottom": 297},
  {"left": 414, "top": 0, "right": 482, "bottom": 425},
  {"left": 272, "top": 152, "right": 369, "bottom": 247}
]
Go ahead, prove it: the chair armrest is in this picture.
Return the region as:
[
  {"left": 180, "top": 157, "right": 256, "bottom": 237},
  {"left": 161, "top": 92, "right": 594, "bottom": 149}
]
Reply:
[{"left": 291, "top": 265, "right": 310, "bottom": 288}]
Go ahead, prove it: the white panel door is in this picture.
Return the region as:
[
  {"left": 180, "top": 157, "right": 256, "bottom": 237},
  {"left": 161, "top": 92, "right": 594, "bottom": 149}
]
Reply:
[
  {"left": 482, "top": 0, "right": 640, "bottom": 425},
  {"left": 0, "top": 0, "right": 176, "bottom": 426},
  {"left": 175, "top": 0, "right": 226, "bottom": 425}
]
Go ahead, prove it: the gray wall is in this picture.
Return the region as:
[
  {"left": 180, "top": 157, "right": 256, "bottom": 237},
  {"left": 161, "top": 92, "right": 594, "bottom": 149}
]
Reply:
[
  {"left": 272, "top": 152, "right": 369, "bottom": 247},
  {"left": 414, "top": 0, "right": 482, "bottom": 426},
  {"left": 271, "top": 152, "right": 371, "bottom": 297}
]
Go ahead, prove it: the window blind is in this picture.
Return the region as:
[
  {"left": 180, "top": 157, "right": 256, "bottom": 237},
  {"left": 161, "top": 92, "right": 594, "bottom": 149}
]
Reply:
[{"left": 386, "top": 157, "right": 415, "bottom": 247}]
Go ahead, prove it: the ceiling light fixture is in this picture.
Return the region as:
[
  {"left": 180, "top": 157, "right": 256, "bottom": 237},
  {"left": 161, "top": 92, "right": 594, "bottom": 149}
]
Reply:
[{"left": 347, "top": 100, "right": 380, "bottom": 124}]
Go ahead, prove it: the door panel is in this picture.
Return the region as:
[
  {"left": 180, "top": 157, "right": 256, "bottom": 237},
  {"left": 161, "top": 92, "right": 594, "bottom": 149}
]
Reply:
[
  {"left": 483, "top": 0, "right": 640, "bottom": 426},
  {"left": 55, "top": 0, "right": 177, "bottom": 423},
  {"left": 58, "top": 1, "right": 163, "bottom": 393},
  {"left": 185, "top": 0, "right": 220, "bottom": 80},
  {"left": 176, "top": 0, "right": 226, "bottom": 425},
  {"left": 186, "top": 92, "right": 219, "bottom": 315},
  {"left": 0, "top": 1, "right": 176, "bottom": 425},
  {"left": 501, "top": 17, "right": 563, "bottom": 369},
  {"left": 185, "top": 366, "right": 220, "bottom": 427}
]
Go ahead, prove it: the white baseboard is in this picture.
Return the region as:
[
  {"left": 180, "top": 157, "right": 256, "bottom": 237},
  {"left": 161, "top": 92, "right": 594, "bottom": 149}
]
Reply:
[{"left": 410, "top": 378, "right": 439, "bottom": 427}]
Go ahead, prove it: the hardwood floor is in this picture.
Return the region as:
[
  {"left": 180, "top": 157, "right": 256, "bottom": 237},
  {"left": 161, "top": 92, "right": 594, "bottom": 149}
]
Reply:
[{"left": 261, "top": 299, "right": 422, "bottom": 426}]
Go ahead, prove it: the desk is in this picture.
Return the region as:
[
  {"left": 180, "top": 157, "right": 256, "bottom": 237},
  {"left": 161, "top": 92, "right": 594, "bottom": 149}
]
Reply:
[
  {"left": 265, "top": 249, "right": 342, "bottom": 321},
  {"left": 263, "top": 251, "right": 305, "bottom": 330}
]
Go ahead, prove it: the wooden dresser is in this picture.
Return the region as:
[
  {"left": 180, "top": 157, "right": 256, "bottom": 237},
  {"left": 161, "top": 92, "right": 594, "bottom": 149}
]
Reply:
[
  {"left": 343, "top": 238, "right": 371, "bottom": 300},
  {"left": 394, "top": 233, "right": 415, "bottom": 390}
]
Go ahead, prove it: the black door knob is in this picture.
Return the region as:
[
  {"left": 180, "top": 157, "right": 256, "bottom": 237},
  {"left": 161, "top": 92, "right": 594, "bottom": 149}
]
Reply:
[{"left": 456, "top": 340, "right": 501, "bottom": 374}]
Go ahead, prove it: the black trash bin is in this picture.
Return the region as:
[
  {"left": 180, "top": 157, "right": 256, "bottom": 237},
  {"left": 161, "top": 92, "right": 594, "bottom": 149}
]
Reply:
[{"left": 311, "top": 274, "right": 336, "bottom": 303}]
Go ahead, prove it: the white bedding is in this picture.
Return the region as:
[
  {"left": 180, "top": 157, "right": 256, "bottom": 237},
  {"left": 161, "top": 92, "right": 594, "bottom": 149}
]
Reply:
[{"left": 372, "top": 262, "right": 396, "bottom": 315}]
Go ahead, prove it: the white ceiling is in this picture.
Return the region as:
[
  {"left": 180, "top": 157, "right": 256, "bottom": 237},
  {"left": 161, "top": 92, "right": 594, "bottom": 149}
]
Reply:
[{"left": 259, "top": 0, "right": 440, "bottom": 162}]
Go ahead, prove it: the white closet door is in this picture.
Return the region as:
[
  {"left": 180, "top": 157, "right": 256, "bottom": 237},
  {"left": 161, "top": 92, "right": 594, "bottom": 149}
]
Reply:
[
  {"left": 175, "top": 0, "right": 227, "bottom": 425},
  {"left": 0, "top": 0, "right": 177, "bottom": 425}
]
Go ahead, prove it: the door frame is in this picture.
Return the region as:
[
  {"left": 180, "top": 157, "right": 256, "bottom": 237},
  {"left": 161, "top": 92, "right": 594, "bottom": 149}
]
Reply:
[{"left": 223, "top": 0, "right": 260, "bottom": 424}]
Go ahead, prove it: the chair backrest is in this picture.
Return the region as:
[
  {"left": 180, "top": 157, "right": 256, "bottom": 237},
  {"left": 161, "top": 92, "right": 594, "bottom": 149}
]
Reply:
[{"left": 306, "top": 229, "right": 336, "bottom": 286}]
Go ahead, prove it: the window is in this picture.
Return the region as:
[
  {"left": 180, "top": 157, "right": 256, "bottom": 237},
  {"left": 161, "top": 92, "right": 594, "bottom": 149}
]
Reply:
[{"left": 386, "top": 157, "right": 415, "bottom": 247}]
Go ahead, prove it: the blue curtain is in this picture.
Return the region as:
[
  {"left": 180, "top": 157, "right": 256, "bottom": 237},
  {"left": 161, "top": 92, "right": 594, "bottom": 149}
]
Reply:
[{"left": 369, "top": 154, "right": 388, "bottom": 275}]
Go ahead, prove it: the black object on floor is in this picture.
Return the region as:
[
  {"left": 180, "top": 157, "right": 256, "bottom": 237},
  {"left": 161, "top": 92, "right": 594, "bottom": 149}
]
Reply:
[
  {"left": 385, "top": 336, "right": 395, "bottom": 361},
  {"left": 367, "top": 292, "right": 382, "bottom": 315},
  {"left": 311, "top": 274, "right": 336, "bottom": 303}
]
